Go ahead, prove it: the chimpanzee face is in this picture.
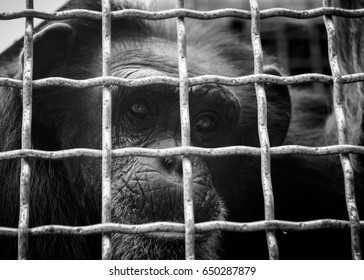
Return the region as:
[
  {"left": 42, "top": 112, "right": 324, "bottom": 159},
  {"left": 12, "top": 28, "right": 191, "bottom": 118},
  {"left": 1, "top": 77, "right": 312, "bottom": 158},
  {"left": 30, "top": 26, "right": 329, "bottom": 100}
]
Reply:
[
  {"left": 66, "top": 43, "right": 242, "bottom": 258},
  {"left": 0, "top": 0, "right": 298, "bottom": 260}
]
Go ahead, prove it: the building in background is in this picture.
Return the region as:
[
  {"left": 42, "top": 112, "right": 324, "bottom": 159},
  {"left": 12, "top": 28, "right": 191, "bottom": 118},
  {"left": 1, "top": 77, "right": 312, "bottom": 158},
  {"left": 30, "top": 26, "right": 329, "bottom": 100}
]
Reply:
[{"left": 187, "top": 0, "right": 330, "bottom": 86}]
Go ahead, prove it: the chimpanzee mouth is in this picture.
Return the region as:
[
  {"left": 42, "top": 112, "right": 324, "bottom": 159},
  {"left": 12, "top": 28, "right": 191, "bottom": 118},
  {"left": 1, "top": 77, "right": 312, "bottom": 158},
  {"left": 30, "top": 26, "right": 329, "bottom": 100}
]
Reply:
[
  {"left": 112, "top": 169, "right": 226, "bottom": 259},
  {"left": 114, "top": 178, "right": 226, "bottom": 223},
  {"left": 111, "top": 228, "right": 222, "bottom": 259}
]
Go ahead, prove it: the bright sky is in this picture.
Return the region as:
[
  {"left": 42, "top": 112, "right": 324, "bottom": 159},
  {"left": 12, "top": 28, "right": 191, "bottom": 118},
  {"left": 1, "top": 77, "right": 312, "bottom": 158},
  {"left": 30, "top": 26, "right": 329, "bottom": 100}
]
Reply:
[{"left": 0, "top": 0, "right": 65, "bottom": 52}]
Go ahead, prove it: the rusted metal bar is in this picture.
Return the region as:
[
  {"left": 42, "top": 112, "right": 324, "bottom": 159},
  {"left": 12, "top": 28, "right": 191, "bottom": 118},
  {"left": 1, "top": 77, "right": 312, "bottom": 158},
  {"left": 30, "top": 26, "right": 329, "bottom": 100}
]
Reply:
[
  {"left": 0, "top": 0, "right": 363, "bottom": 261},
  {"left": 101, "top": 0, "right": 113, "bottom": 260},
  {"left": 3, "top": 72, "right": 364, "bottom": 90},
  {"left": 18, "top": 0, "right": 34, "bottom": 260},
  {"left": 3, "top": 144, "right": 364, "bottom": 161},
  {"left": 176, "top": 0, "right": 195, "bottom": 260},
  {"left": 323, "top": 0, "right": 362, "bottom": 260},
  {"left": 249, "top": 0, "right": 279, "bottom": 260},
  {"left": 2, "top": 7, "right": 364, "bottom": 21},
  {"left": 2, "top": 219, "right": 364, "bottom": 238}
]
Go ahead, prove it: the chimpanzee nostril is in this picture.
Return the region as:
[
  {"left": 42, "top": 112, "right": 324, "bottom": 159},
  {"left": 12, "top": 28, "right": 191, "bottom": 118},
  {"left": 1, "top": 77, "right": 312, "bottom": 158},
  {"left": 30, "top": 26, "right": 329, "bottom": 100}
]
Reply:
[{"left": 162, "top": 157, "right": 183, "bottom": 176}]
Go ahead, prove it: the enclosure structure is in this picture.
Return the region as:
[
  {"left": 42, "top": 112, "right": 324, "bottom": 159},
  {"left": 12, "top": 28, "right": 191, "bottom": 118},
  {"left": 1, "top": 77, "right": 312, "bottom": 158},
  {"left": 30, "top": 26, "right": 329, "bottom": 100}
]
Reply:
[{"left": 0, "top": 0, "right": 364, "bottom": 260}]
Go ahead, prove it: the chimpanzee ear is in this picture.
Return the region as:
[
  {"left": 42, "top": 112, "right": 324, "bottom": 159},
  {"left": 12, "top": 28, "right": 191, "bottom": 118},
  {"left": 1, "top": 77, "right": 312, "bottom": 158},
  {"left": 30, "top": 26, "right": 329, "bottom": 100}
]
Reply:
[
  {"left": 264, "top": 65, "right": 291, "bottom": 146},
  {"left": 20, "top": 23, "right": 73, "bottom": 79}
]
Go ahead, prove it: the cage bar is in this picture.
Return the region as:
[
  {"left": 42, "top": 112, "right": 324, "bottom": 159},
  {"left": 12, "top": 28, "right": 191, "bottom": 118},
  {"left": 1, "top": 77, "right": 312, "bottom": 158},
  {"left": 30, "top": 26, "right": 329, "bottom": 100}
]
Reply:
[
  {"left": 2, "top": 7, "right": 364, "bottom": 22},
  {"left": 323, "top": 0, "right": 362, "bottom": 260},
  {"left": 0, "top": 0, "right": 364, "bottom": 261},
  {"left": 101, "top": 0, "right": 113, "bottom": 260},
  {"left": 2, "top": 218, "right": 364, "bottom": 238},
  {"left": 176, "top": 0, "right": 196, "bottom": 260},
  {"left": 17, "top": 0, "right": 34, "bottom": 260},
  {"left": 3, "top": 71, "right": 364, "bottom": 90},
  {"left": 2, "top": 145, "right": 364, "bottom": 162},
  {"left": 249, "top": 0, "right": 279, "bottom": 260}
]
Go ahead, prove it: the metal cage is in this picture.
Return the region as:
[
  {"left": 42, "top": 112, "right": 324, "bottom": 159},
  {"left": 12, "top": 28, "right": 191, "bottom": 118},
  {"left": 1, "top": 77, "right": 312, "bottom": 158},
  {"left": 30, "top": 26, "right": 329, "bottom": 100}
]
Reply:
[{"left": 0, "top": 0, "right": 364, "bottom": 260}]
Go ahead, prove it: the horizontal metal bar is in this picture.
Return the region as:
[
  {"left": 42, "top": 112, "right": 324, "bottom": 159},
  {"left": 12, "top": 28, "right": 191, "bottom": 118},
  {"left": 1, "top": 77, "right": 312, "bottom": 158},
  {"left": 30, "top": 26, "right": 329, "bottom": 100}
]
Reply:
[
  {"left": 2, "top": 145, "right": 364, "bottom": 161},
  {"left": 1, "top": 7, "right": 364, "bottom": 21},
  {"left": 2, "top": 73, "right": 364, "bottom": 90},
  {"left": 1, "top": 219, "right": 364, "bottom": 237}
]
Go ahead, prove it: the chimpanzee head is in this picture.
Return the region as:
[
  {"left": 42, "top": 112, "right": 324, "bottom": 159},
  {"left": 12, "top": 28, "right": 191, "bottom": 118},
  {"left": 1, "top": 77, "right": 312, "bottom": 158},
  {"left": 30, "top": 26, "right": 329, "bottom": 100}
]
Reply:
[{"left": 21, "top": 1, "right": 290, "bottom": 259}]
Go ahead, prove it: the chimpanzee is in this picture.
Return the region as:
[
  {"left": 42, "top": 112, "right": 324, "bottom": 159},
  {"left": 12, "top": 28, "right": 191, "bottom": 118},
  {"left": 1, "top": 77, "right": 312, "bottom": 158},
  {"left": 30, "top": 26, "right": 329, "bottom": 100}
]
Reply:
[{"left": 0, "top": 0, "right": 363, "bottom": 259}]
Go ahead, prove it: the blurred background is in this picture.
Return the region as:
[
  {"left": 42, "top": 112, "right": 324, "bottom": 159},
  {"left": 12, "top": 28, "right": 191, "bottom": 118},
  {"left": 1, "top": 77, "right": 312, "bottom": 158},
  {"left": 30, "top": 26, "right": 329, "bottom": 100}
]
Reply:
[
  {"left": 0, "top": 0, "right": 330, "bottom": 85},
  {"left": 0, "top": 0, "right": 65, "bottom": 52},
  {"left": 186, "top": 0, "right": 330, "bottom": 78}
]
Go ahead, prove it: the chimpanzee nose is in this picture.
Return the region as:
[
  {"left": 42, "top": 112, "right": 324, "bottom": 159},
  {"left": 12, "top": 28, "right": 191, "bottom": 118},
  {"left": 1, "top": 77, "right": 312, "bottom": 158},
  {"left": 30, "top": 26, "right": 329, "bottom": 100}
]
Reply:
[
  {"left": 162, "top": 156, "right": 183, "bottom": 176},
  {"left": 149, "top": 138, "right": 184, "bottom": 177}
]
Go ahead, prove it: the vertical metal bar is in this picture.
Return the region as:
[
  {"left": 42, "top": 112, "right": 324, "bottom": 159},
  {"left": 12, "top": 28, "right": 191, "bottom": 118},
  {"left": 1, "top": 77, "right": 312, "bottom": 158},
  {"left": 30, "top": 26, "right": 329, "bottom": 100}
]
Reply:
[
  {"left": 249, "top": 0, "right": 279, "bottom": 260},
  {"left": 101, "top": 0, "right": 113, "bottom": 260},
  {"left": 18, "top": 0, "right": 34, "bottom": 260},
  {"left": 323, "top": 0, "right": 362, "bottom": 260},
  {"left": 176, "top": 0, "right": 195, "bottom": 260}
]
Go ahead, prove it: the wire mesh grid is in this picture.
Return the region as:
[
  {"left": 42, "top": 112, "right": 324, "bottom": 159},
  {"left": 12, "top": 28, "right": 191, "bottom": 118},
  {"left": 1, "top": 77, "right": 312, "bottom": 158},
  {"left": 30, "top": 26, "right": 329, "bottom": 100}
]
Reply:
[{"left": 0, "top": 0, "right": 364, "bottom": 260}]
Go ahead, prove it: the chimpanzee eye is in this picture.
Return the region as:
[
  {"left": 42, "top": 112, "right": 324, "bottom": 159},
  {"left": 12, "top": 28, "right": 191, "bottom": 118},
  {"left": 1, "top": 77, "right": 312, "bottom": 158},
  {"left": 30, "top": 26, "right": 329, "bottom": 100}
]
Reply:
[
  {"left": 129, "top": 102, "right": 151, "bottom": 119},
  {"left": 193, "top": 113, "right": 219, "bottom": 133}
]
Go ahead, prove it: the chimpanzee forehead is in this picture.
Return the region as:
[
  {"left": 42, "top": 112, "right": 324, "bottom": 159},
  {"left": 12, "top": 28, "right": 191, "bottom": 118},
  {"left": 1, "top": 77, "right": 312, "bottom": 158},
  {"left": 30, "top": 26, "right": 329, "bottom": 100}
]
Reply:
[
  {"left": 111, "top": 37, "right": 178, "bottom": 74},
  {"left": 111, "top": 35, "right": 225, "bottom": 77}
]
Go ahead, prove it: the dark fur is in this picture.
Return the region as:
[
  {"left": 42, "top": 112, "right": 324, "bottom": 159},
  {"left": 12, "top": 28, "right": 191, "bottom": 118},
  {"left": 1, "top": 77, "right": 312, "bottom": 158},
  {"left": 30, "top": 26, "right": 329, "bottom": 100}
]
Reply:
[{"left": 0, "top": 0, "right": 363, "bottom": 259}]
